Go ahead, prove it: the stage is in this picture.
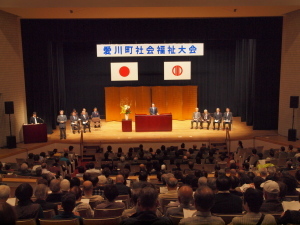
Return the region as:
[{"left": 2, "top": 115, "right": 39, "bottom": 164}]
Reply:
[{"left": 0, "top": 117, "right": 299, "bottom": 160}]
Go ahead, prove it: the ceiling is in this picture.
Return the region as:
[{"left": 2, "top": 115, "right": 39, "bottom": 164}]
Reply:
[{"left": 0, "top": 0, "right": 299, "bottom": 19}]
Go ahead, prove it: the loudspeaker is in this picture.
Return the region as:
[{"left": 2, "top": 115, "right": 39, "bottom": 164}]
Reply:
[
  {"left": 290, "top": 96, "right": 299, "bottom": 108},
  {"left": 6, "top": 136, "right": 16, "bottom": 149},
  {"left": 5, "top": 101, "right": 14, "bottom": 114},
  {"left": 288, "top": 129, "right": 297, "bottom": 142}
]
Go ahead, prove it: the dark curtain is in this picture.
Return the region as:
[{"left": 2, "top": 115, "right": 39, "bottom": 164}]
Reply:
[{"left": 234, "top": 39, "right": 256, "bottom": 126}]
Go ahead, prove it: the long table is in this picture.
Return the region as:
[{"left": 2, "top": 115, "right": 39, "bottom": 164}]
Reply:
[
  {"left": 135, "top": 114, "right": 172, "bottom": 132},
  {"left": 23, "top": 123, "right": 48, "bottom": 144}
]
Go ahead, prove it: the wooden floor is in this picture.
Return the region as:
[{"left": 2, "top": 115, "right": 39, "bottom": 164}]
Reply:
[{"left": 0, "top": 117, "right": 299, "bottom": 159}]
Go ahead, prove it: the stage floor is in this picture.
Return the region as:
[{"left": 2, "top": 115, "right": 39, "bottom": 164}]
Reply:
[{"left": 0, "top": 118, "right": 299, "bottom": 159}]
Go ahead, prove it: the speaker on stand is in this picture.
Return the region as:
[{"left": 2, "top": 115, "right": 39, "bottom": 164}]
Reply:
[
  {"left": 288, "top": 96, "right": 299, "bottom": 142},
  {"left": 4, "top": 101, "right": 16, "bottom": 148}
]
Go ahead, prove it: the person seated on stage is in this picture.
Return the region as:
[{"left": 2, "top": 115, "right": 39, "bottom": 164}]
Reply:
[
  {"left": 191, "top": 107, "right": 201, "bottom": 129},
  {"left": 71, "top": 108, "right": 78, "bottom": 116},
  {"left": 223, "top": 107, "right": 233, "bottom": 130},
  {"left": 80, "top": 110, "right": 91, "bottom": 133},
  {"left": 200, "top": 109, "right": 211, "bottom": 130},
  {"left": 213, "top": 108, "right": 223, "bottom": 130},
  {"left": 82, "top": 108, "right": 89, "bottom": 117},
  {"left": 29, "top": 112, "right": 41, "bottom": 124},
  {"left": 149, "top": 103, "right": 159, "bottom": 115},
  {"left": 70, "top": 111, "right": 80, "bottom": 134},
  {"left": 91, "top": 107, "right": 101, "bottom": 128}
]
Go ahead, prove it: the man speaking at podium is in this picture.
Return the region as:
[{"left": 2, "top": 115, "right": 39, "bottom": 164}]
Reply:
[
  {"left": 149, "top": 103, "right": 158, "bottom": 115},
  {"left": 29, "top": 112, "right": 43, "bottom": 124}
]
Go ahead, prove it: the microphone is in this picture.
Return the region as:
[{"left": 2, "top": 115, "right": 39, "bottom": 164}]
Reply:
[{"left": 37, "top": 117, "right": 45, "bottom": 123}]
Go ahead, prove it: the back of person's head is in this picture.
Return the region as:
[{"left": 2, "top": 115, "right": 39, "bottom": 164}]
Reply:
[
  {"left": 35, "top": 167, "right": 42, "bottom": 176},
  {"left": 178, "top": 185, "right": 194, "bottom": 206},
  {"left": 33, "top": 154, "right": 40, "bottom": 161},
  {"left": 244, "top": 188, "right": 263, "bottom": 213},
  {"left": 0, "top": 202, "right": 16, "bottom": 225},
  {"left": 82, "top": 181, "right": 93, "bottom": 192},
  {"left": 181, "top": 143, "right": 185, "bottom": 148},
  {"left": 198, "top": 176, "right": 208, "bottom": 187},
  {"left": 69, "top": 186, "right": 82, "bottom": 200},
  {"left": 89, "top": 162, "right": 95, "bottom": 169},
  {"left": 104, "top": 184, "right": 119, "bottom": 202},
  {"left": 230, "top": 176, "right": 240, "bottom": 189},
  {"left": 194, "top": 186, "right": 215, "bottom": 211},
  {"left": 116, "top": 175, "right": 124, "bottom": 184},
  {"left": 60, "top": 179, "right": 70, "bottom": 192},
  {"left": 20, "top": 163, "right": 28, "bottom": 171},
  {"left": 207, "top": 177, "right": 217, "bottom": 192},
  {"left": 40, "top": 152, "right": 46, "bottom": 158},
  {"left": 35, "top": 184, "right": 48, "bottom": 200},
  {"left": 61, "top": 193, "right": 76, "bottom": 212},
  {"left": 83, "top": 172, "right": 91, "bottom": 182},
  {"left": 252, "top": 149, "right": 257, "bottom": 155},
  {"left": 107, "top": 145, "right": 112, "bottom": 152},
  {"left": 0, "top": 185, "right": 10, "bottom": 201},
  {"left": 139, "top": 171, "right": 148, "bottom": 182},
  {"left": 77, "top": 166, "right": 85, "bottom": 174},
  {"left": 253, "top": 176, "right": 264, "bottom": 191},
  {"left": 281, "top": 146, "right": 285, "bottom": 152},
  {"left": 90, "top": 176, "right": 99, "bottom": 186},
  {"left": 138, "top": 186, "right": 158, "bottom": 210},
  {"left": 102, "top": 167, "right": 111, "bottom": 178},
  {"left": 247, "top": 172, "right": 256, "bottom": 182},
  {"left": 240, "top": 174, "right": 252, "bottom": 185},
  {"left": 28, "top": 153, "right": 34, "bottom": 159},
  {"left": 69, "top": 146, "right": 74, "bottom": 151},
  {"left": 166, "top": 177, "right": 178, "bottom": 189},
  {"left": 15, "top": 183, "right": 33, "bottom": 201},
  {"left": 50, "top": 179, "right": 61, "bottom": 193},
  {"left": 269, "top": 149, "right": 275, "bottom": 157},
  {"left": 216, "top": 176, "right": 231, "bottom": 191},
  {"left": 70, "top": 177, "right": 81, "bottom": 188},
  {"left": 64, "top": 152, "right": 68, "bottom": 158},
  {"left": 188, "top": 161, "right": 194, "bottom": 169}
]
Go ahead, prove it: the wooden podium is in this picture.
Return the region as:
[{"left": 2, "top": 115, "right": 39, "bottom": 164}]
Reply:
[
  {"left": 135, "top": 114, "right": 172, "bottom": 132},
  {"left": 23, "top": 123, "right": 48, "bottom": 144},
  {"left": 122, "top": 119, "right": 132, "bottom": 132}
]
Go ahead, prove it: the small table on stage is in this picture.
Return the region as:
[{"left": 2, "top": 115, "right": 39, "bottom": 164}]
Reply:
[
  {"left": 135, "top": 114, "right": 172, "bottom": 132},
  {"left": 122, "top": 119, "right": 132, "bottom": 132},
  {"left": 23, "top": 123, "right": 48, "bottom": 144}
]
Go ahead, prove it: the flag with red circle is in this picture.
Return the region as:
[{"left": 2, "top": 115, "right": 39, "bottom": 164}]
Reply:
[
  {"left": 164, "top": 61, "right": 191, "bottom": 80},
  {"left": 111, "top": 62, "right": 138, "bottom": 81}
]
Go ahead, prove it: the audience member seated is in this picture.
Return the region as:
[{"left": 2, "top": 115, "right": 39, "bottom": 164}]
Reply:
[
  {"left": 18, "top": 163, "right": 31, "bottom": 176},
  {"left": 165, "top": 185, "right": 196, "bottom": 217},
  {"left": 102, "top": 167, "right": 114, "bottom": 184},
  {"left": 207, "top": 177, "right": 218, "bottom": 193},
  {"left": 179, "top": 186, "right": 225, "bottom": 225},
  {"left": 34, "top": 184, "right": 58, "bottom": 214},
  {"left": 48, "top": 158, "right": 61, "bottom": 174},
  {"left": 229, "top": 176, "right": 243, "bottom": 196},
  {"left": 0, "top": 185, "right": 10, "bottom": 203},
  {"left": 159, "top": 177, "right": 178, "bottom": 204},
  {"left": 211, "top": 176, "right": 243, "bottom": 214},
  {"left": 253, "top": 176, "right": 264, "bottom": 191},
  {"left": 60, "top": 153, "right": 71, "bottom": 166},
  {"left": 32, "top": 167, "right": 43, "bottom": 177},
  {"left": 278, "top": 146, "right": 288, "bottom": 159},
  {"left": 76, "top": 166, "right": 85, "bottom": 177},
  {"left": 95, "top": 184, "right": 125, "bottom": 209},
  {"left": 281, "top": 173, "right": 299, "bottom": 196},
  {"left": 52, "top": 193, "right": 83, "bottom": 225},
  {"left": 41, "top": 163, "right": 52, "bottom": 175},
  {"left": 260, "top": 180, "right": 283, "bottom": 214},
  {"left": 248, "top": 149, "right": 259, "bottom": 166},
  {"left": 116, "top": 175, "right": 131, "bottom": 196},
  {"left": 278, "top": 195, "right": 300, "bottom": 224},
  {"left": 0, "top": 202, "right": 17, "bottom": 225},
  {"left": 14, "top": 183, "right": 44, "bottom": 220},
  {"left": 86, "top": 162, "right": 100, "bottom": 174},
  {"left": 70, "top": 186, "right": 93, "bottom": 218},
  {"left": 184, "top": 161, "right": 195, "bottom": 174},
  {"left": 121, "top": 186, "right": 172, "bottom": 225},
  {"left": 60, "top": 179, "right": 70, "bottom": 194},
  {"left": 82, "top": 181, "right": 104, "bottom": 205},
  {"left": 46, "top": 179, "right": 63, "bottom": 203},
  {"left": 231, "top": 188, "right": 277, "bottom": 225},
  {"left": 133, "top": 171, "right": 150, "bottom": 189}
]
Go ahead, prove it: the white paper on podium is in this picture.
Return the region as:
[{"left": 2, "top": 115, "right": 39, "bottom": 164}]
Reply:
[
  {"left": 282, "top": 201, "right": 300, "bottom": 211},
  {"left": 183, "top": 208, "right": 197, "bottom": 218}
]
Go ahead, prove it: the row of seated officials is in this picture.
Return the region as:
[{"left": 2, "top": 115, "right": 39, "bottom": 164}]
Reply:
[{"left": 1, "top": 158, "right": 300, "bottom": 225}]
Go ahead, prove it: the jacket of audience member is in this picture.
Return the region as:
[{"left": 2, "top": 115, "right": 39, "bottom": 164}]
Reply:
[{"left": 210, "top": 191, "right": 243, "bottom": 214}]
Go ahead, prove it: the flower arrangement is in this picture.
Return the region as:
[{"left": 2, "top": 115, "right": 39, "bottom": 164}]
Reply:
[{"left": 120, "top": 105, "right": 131, "bottom": 114}]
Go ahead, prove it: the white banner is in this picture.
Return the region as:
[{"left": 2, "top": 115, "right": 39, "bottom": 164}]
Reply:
[
  {"left": 111, "top": 62, "right": 138, "bottom": 81},
  {"left": 164, "top": 61, "right": 191, "bottom": 80},
  {"left": 97, "top": 43, "right": 204, "bottom": 57}
]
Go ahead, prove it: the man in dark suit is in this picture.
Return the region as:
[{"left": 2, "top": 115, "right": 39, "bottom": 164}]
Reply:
[
  {"left": 213, "top": 108, "right": 223, "bottom": 130},
  {"left": 223, "top": 108, "right": 233, "bottom": 130},
  {"left": 29, "top": 112, "right": 41, "bottom": 124},
  {"left": 200, "top": 109, "right": 211, "bottom": 130},
  {"left": 80, "top": 110, "right": 91, "bottom": 133},
  {"left": 191, "top": 107, "right": 200, "bottom": 129},
  {"left": 57, "top": 110, "right": 67, "bottom": 139},
  {"left": 149, "top": 103, "right": 158, "bottom": 115},
  {"left": 115, "top": 174, "right": 131, "bottom": 196},
  {"left": 70, "top": 111, "right": 80, "bottom": 133}
]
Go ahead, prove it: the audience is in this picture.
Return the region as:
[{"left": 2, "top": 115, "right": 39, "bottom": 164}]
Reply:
[
  {"left": 52, "top": 192, "right": 83, "bottom": 225},
  {"left": 70, "top": 186, "right": 94, "bottom": 218},
  {"left": 60, "top": 179, "right": 70, "bottom": 194},
  {"left": 14, "top": 183, "right": 44, "bottom": 220},
  {"left": 179, "top": 186, "right": 225, "bottom": 225},
  {"left": 231, "top": 188, "right": 276, "bottom": 225},
  {"left": 260, "top": 180, "right": 284, "bottom": 213},
  {"left": 95, "top": 184, "right": 125, "bottom": 209},
  {"left": 34, "top": 184, "right": 58, "bottom": 214},
  {"left": 46, "top": 179, "right": 63, "bottom": 203},
  {"left": 121, "top": 186, "right": 172, "bottom": 225},
  {"left": 0, "top": 185, "right": 10, "bottom": 203},
  {"left": 0, "top": 202, "right": 16, "bottom": 225},
  {"left": 116, "top": 175, "right": 131, "bottom": 196}
]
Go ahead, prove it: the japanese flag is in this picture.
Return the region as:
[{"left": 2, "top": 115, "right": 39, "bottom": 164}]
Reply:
[
  {"left": 164, "top": 61, "right": 191, "bottom": 80},
  {"left": 111, "top": 62, "right": 138, "bottom": 81}
]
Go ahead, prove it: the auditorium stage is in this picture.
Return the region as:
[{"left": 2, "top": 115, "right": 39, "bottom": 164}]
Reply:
[{"left": 0, "top": 117, "right": 300, "bottom": 160}]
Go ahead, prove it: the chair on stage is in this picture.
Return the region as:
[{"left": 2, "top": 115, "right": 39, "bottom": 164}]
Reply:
[
  {"left": 70, "top": 120, "right": 80, "bottom": 134},
  {"left": 92, "top": 117, "right": 101, "bottom": 128}
]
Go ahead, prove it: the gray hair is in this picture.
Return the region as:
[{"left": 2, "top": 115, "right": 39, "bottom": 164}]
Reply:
[
  {"left": 60, "top": 179, "right": 70, "bottom": 192},
  {"left": 162, "top": 173, "right": 174, "bottom": 185},
  {"left": 198, "top": 177, "right": 208, "bottom": 186},
  {"left": 34, "top": 184, "right": 48, "bottom": 199},
  {"left": 166, "top": 177, "right": 178, "bottom": 188},
  {"left": 21, "top": 163, "right": 28, "bottom": 171},
  {"left": 0, "top": 185, "right": 10, "bottom": 200}
]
